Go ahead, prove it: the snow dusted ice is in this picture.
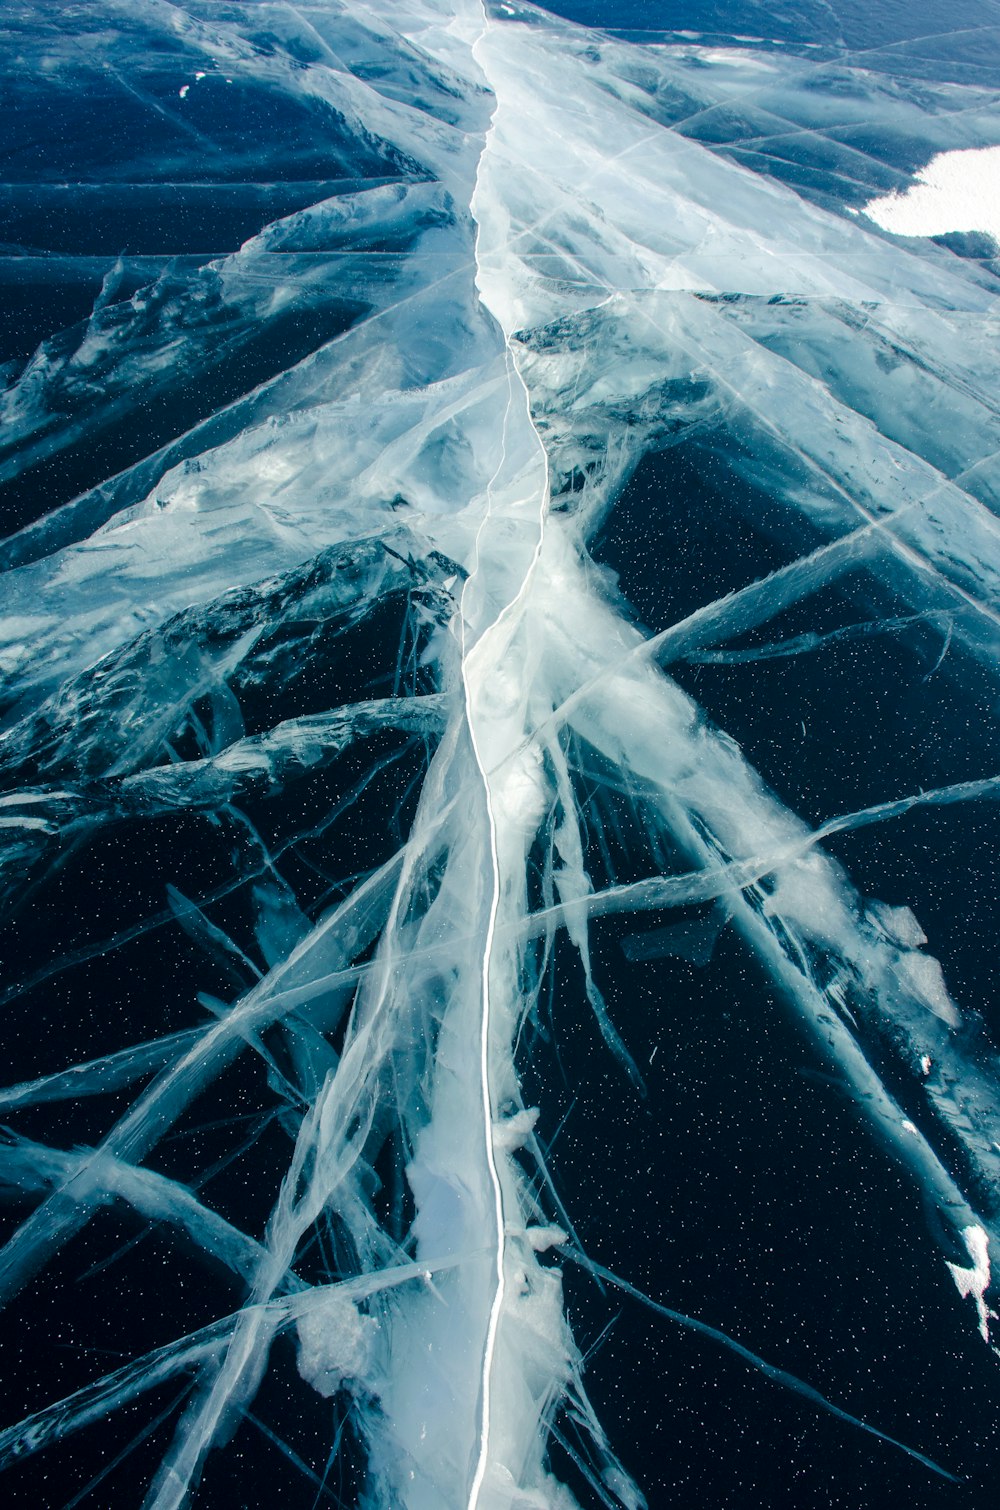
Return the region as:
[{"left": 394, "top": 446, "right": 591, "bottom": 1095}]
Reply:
[{"left": 1, "top": 1, "right": 1000, "bottom": 1505}]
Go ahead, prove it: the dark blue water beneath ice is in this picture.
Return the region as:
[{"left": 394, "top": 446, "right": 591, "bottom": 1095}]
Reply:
[
  {"left": 559, "top": 9, "right": 1000, "bottom": 1500},
  {"left": 570, "top": 442, "right": 1000, "bottom": 1506}
]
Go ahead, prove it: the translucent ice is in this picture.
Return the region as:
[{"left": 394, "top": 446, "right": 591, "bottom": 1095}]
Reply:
[{"left": 1, "top": 1, "right": 999, "bottom": 1506}]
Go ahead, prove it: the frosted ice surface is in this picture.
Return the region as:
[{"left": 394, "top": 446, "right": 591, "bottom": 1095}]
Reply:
[{"left": 1, "top": 0, "right": 1000, "bottom": 1506}]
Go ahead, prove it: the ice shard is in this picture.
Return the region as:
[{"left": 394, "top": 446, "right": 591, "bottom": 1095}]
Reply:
[{"left": 1, "top": 1, "right": 1000, "bottom": 1505}]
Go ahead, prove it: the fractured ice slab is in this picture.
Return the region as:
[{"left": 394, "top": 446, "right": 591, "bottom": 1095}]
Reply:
[
  {"left": 946, "top": 1225, "right": 997, "bottom": 1345},
  {"left": 1, "top": 1, "right": 1000, "bottom": 1506}
]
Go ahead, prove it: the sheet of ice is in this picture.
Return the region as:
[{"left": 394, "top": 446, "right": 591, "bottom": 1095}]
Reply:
[{"left": 0, "top": 1, "right": 999, "bottom": 1506}]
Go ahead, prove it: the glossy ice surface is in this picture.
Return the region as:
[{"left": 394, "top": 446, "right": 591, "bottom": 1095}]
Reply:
[{"left": 1, "top": 2, "right": 1000, "bottom": 1506}]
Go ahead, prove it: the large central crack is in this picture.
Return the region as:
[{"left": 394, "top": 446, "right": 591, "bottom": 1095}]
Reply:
[{"left": 464, "top": 9, "right": 554, "bottom": 1501}]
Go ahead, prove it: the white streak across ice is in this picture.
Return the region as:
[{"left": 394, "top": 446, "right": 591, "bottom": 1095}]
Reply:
[
  {"left": 466, "top": 7, "right": 557, "bottom": 1496},
  {"left": 462, "top": 34, "right": 515, "bottom": 1495}
]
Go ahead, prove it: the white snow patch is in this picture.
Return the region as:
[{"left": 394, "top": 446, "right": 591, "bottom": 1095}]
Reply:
[{"left": 863, "top": 146, "right": 1000, "bottom": 248}]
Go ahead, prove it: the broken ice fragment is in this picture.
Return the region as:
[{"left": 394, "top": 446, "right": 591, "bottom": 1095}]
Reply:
[
  {"left": 295, "top": 1292, "right": 380, "bottom": 1400},
  {"left": 946, "top": 1227, "right": 996, "bottom": 1344}
]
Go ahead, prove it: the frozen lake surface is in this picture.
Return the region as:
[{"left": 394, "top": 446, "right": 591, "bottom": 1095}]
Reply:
[{"left": 1, "top": 2, "right": 1000, "bottom": 1506}]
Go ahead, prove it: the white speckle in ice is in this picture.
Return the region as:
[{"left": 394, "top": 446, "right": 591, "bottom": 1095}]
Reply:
[
  {"left": 946, "top": 1225, "right": 996, "bottom": 1343},
  {"left": 863, "top": 146, "right": 1000, "bottom": 247},
  {"left": 178, "top": 84, "right": 189, "bottom": 98},
  {"left": 195, "top": 70, "right": 206, "bottom": 79},
  {"left": 902, "top": 1120, "right": 918, "bottom": 1135}
]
